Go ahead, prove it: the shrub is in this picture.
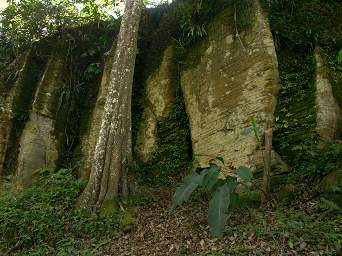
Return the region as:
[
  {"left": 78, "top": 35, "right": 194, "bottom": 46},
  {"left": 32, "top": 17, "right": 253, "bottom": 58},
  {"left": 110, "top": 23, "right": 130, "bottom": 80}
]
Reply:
[
  {"left": 172, "top": 158, "right": 253, "bottom": 237},
  {"left": 0, "top": 169, "right": 120, "bottom": 255}
]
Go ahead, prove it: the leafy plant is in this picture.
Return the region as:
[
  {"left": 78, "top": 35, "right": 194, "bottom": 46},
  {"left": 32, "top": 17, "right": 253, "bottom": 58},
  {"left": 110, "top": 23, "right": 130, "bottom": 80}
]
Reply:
[
  {"left": 0, "top": 0, "right": 115, "bottom": 54},
  {"left": 296, "top": 143, "right": 342, "bottom": 178},
  {"left": 172, "top": 158, "right": 253, "bottom": 237},
  {"left": 177, "top": 0, "right": 208, "bottom": 46},
  {"left": 0, "top": 169, "right": 121, "bottom": 255}
]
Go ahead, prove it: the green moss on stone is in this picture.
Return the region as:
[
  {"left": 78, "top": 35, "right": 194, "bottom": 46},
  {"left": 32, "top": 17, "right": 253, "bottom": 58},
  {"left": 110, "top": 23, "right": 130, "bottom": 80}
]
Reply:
[
  {"left": 273, "top": 46, "right": 318, "bottom": 161},
  {"left": 133, "top": 63, "right": 192, "bottom": 185}
]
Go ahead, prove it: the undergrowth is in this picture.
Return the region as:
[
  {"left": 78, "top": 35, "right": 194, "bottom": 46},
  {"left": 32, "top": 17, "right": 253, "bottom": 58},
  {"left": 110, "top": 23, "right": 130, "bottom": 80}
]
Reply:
[
  {"left": 0, "top": 170, "right": 122, "bottom": 255},
  {"left": 295, "top": 143, "right": 342, "bottom": 179},
  {"left": 265, "top": 0, "right": 342, "bottom": 181},
  {"left": 222, "top": 203, "right": 342, "bottom": 255}
]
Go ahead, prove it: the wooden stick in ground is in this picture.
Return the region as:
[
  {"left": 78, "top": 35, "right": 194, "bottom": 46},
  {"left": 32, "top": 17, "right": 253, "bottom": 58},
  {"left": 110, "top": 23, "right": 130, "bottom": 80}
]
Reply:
[{"left": 262, "top": 128, "right": 272, "bottom": 203}]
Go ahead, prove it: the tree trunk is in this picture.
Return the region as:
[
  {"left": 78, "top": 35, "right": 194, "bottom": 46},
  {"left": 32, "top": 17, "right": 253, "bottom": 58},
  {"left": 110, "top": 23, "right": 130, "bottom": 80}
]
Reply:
[{"left": 78, "top": 0, "right": 143, "bottom": 210}]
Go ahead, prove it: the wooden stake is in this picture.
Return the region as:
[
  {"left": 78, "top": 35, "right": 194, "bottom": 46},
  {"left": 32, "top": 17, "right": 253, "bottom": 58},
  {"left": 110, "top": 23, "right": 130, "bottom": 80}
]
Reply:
[{"left": 262, "top": 128, "right": 272, "bottom": 203}]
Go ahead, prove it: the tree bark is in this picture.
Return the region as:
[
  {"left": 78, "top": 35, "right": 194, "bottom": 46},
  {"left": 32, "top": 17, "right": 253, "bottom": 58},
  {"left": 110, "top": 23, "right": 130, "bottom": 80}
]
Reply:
[{"left": 79, "top": 0, "right": 143, "bottom": 210}]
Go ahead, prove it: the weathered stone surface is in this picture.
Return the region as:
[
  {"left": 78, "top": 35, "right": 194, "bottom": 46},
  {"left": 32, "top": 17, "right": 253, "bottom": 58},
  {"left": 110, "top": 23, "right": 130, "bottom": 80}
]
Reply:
[
  {"left": 136, "top": 46, "right": 175, "bottom": 161},
  {"left": 79, "top": 51, "right": 115, "bottom": 179},
  {"left": 181, "top": 1, "right": 279, "bottom": 169},
  {"left": 16, "top": 113, "right": 59, "bottom": 188},
  {"left": 314, "top": 47, "right": 341, "bottom": 143},
  {"left": 16, "top": 56, "right": 63, "bottom": 188},
  {"left": 0, "top": 51, "right": 31, "bottom": 177}
]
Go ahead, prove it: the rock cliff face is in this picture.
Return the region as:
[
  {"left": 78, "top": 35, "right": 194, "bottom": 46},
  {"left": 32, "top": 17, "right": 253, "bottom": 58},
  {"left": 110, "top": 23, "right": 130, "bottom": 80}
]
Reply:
[
  {"left": 0, "top": 50, "right": 42, "bottom": 179},
  {"left": 0, "top": 1, "right": 341, "bottom": 187},
  {"left": 0, "top": 52, "right": 31, "bottom": 177},
  {"left": 16, "top": 56, "right": 64, "bottom": 188},
  {"left": 0, "top": 22, "right": 116, "bottom": 186},
  {"left": 135, "top": 46, "right": 175, "bottom": 161},
  {"left": 314, "top": 48, "right": 341, "bottom": 143},
  {"left": 180, "top": 1, "right": 279, "bottom": 168}
]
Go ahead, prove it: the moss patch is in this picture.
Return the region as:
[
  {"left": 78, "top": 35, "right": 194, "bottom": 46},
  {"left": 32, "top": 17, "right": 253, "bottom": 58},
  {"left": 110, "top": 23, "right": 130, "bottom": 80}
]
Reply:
[
  {"left": 133, "top": 61, "right": 192, "bottom": 185},
  {"left": 273, "top": 46, "right": 318, "bottom": 161}
]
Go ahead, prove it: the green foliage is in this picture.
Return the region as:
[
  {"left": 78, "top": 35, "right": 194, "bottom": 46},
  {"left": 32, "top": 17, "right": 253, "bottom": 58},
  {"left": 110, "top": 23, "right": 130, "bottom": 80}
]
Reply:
[
  {"left": 133, "top": 78, "right": 192, "bottom": 185},
  {"left": 318, "top": 197, "right": 340, "bottom": 212},
  {"left": 295, "top": 143, "right": 342, "bottom": 178},
  {"left": 174, "top": 0, "right": 254, "bottom": 47},
  {"left": 172, "top": 170, "right": 207, "bottom": 208},
  {"left": 233, "top": 0, "right": 255, "bottom": 31},
  {"left": 177, "top": 0, "right": 208, "bottom": 46},
  {"left": 236, "top": 166, "right": 253, "bottom": 182},
  {"left": 173, "top": 0, "right": 227, "bottom": 46},
  {"left": 328, "top": 49, "right": 342, "bottom": 110},
  {"left": 208, "top": 183, "right": 231, "bottom": 237},
  {"left": 1, "top": 0, "right": 77, "bottom": 50},
  {"left": 264, "top": 0, "right": 342, "bottom": 173},
  {"left": 54, "top": 23, "right": 118, "bottom": 170},
  {"left": 337, "top": 49, "right": 342, "bottom": 64},
  {"left": 273, "top": 47, "right": 318, "bottom": 161},
  {"left": 172, "top": 161, "right": 253, "bottom": 237},
  {"left": 224, "top": 206, "right": 342, "bottom": 254},
  {"left": 0, "top": 0, "right": 115, "bottom": 57},
  {"left": 0, "top": 170, "right": 121, "bottom": 255},
  {"left": 264, "top": 0, "right": 342, "bottom": 49}
]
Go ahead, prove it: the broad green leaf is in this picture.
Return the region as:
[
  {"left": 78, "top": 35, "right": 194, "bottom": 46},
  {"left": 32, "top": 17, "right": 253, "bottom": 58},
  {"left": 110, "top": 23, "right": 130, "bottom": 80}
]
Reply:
[
  {"left": 208, "top": 183, "right": 231, "bottom": 237},
  {"left": 202, "top": 165, "right": 220, "bottom": 191},
  {"left": 230, "top": 193, "right": 240, "bottom": 209},
  {"left": 251, "top": 116, "right": 257, "bottom": 129},
  {"left": 172, "top": 171, "right": 205, "bottom": 209},
  {"left": 250, "top": 116, "right": 261, "bottom": 142},
  {"left": 236, "top": 166, "right": 253, "bottom": 182},
  {"left": 226, "top": 176, "right": 238, "bottom": 191}
]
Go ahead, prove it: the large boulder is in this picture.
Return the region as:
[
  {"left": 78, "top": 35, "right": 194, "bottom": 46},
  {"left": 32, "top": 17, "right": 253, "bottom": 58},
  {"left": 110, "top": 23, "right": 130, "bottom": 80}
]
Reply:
[
  {"left": 314, "top": 47, "right": 341, "bottom": 143},
  {"left": 16, "top": 56, "right": 63, "bottom": 188},
  {"left": 181, "top": 0, "right": 279, "bottom": 168}
]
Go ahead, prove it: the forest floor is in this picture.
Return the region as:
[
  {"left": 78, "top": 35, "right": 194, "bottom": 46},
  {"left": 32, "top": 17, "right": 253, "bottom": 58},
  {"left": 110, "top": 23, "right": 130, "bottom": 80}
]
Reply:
[{"left": 97, "top": 186, "right": 342, "bottom": 256}]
